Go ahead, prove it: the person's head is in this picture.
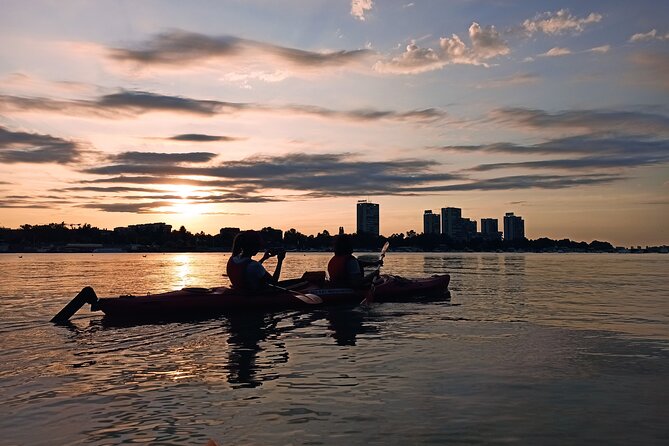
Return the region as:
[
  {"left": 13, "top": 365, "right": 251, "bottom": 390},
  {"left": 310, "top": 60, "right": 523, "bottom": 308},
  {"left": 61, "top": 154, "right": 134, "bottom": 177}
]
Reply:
[
  {"left": 333, "top": 234, "right": 354, "bottom": 256},
  {"left": 232, "top": 230, "right": 265, "bottom": 257}
]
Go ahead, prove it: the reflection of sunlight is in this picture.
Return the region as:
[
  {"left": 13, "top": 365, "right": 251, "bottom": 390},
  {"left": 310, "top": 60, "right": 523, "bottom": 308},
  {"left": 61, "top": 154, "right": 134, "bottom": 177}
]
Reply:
[{"left": 173, "top": 254, "right": 191, "bottom": 288}]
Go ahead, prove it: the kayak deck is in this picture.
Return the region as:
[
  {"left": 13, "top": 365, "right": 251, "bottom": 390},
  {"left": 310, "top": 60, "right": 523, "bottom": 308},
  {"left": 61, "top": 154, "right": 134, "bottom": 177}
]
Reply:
[{"left": 52, "top": 272, "right": 450, "bottom": 323}]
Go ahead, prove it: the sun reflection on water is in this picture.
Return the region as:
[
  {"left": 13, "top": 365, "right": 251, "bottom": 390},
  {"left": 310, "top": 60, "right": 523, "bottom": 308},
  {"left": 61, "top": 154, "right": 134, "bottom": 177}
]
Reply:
[{"left": 173, "top": 254, "right": 192, "bottom": 289}]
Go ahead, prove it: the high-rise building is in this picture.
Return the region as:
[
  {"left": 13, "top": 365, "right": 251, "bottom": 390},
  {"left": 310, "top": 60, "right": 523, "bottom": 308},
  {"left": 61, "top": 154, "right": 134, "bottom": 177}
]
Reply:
[
  {"left": 356, "top": 200, "right": 379, "bottom": 236},
  {"left": 503, "top": 212, "right": 525, "bottom": 241},
  {"left": 441, "top": 207, "right": 465, "bottom": 240},
  {"left": 423, "top": 210, "right": 440, "bottom": 234},
  {"left": 481, "top": 218, "right": 502, "bottom": 241},
  {"left": 462, "top": 218, "right": 477, "bottom": 240}
]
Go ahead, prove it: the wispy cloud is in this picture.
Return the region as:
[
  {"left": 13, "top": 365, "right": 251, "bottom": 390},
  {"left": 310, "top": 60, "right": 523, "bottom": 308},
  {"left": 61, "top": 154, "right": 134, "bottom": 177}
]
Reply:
[
  {"left": 108, "top": 30, "right": 374, "bottom": 81},
  {"left": 539, "top": 47, "right": 572, "bottom": 57},
  {"left": 522, "top": 9, "right": 602, "bottom": 35},
  {"left": 0, "top": 126, "right": 86, "bottom": 164},
  {"left": 629, "top": 29, "right": 669, "bottom": 42},
  {"left": 588, "top": 45, "right": 610, "bottom": 54},
  {"left": 351, "top": 0, "right": 373, "bottom": 21},
  {"left": 406, "top": 174, "right": 622, "bottom": 192},
  {"left": 440, "top": 135, "right": 669, "bottom": 172},
  {"left": 0, "top": 91, "right": 446, "bottom": 124},
  {"left": 168, "top": 134, "right": 240, "bottom": 142},
  {"left": 487, "top": 107, "right": 669, "bottom": 136},
  {"left": 108, "top": 151, "right": 218, "bottom": 164},
  {"left": 374, "top": 22, "right": 509, "bottom": 74}
]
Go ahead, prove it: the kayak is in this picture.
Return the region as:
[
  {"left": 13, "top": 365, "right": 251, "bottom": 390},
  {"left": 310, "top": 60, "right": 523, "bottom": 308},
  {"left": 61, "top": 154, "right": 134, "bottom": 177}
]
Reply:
[{"left": 51, "top": 272, "right": 450, "bottom": 323}]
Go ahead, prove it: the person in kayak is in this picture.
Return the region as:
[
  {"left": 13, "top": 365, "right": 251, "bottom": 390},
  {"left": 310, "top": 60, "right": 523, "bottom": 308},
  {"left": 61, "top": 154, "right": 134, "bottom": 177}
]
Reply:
[
  {"left": 327, "top": 234, "right": 382, "bottom": 288},
  {"left": 227, "top": 230, "right": 285, "bottom": 293}
]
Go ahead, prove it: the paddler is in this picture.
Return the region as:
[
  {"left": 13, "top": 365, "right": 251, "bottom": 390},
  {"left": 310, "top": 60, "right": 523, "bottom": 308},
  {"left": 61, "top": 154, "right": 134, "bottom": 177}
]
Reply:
[
  {"left": 327, "top": 234, "right": 383, "bottom": 288},
  {"left": 226, "top": 230, "right": 285, "bottom": 292}
]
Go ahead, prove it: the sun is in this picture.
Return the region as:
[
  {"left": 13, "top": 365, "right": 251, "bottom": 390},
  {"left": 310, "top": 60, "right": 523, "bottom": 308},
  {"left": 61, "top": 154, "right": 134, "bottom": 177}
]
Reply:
[{"left": 158, "top": 184, "right": 210, "bottom": 217}]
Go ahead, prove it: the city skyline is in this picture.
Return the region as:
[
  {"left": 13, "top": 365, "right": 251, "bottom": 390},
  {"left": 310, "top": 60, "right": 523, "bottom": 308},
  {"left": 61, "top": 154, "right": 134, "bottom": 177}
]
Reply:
[{"left": 1, "top": 1, "right": 668, "bottom": 247}]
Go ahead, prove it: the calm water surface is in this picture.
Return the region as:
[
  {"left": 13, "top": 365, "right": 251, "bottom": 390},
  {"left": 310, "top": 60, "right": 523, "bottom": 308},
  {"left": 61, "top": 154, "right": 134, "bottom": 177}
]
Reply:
[{"left": 1, "top": 253, "right": 667, "bottom": 445}]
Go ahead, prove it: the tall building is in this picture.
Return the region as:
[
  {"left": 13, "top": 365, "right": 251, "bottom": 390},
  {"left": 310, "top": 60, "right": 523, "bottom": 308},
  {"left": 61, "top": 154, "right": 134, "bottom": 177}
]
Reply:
[
  {"left": 356, "top": 200, "right": 379, "bottom": 236},
  {"left": 503, "top": 212, "right": 525, "bottom": 241},
  {"left": 423, "top": 210, "right": 440, "bottom": 234},
  {"left": 441, "top": 207, "right": 464, "bottom": 240},
  {"left": 481, "top": 218, "right": 502, "bottom": 241},
  {"left": 440, "top": 207, "right": 461, "bottom": 236}
]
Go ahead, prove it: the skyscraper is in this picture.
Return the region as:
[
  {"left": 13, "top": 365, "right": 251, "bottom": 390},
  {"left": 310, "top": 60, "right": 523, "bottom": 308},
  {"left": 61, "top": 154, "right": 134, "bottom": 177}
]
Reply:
[
  {"left": 423, "top": 210, "right": 440, "bottom": 234},
  {"left": 356, "top": 200, "right": 379, "bottom": 236},
  {"left": 441, "top": 207, "right": 464, "bottom": 240},
  {"left": 503, "top": 212, "right": 525, "bottom": 241},
  {"left": 481, "top": 218, "right": 502, "bottom": 241}
]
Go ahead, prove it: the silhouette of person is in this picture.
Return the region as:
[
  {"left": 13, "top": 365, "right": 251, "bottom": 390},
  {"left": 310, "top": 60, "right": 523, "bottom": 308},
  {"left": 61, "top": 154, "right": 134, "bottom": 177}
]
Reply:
[
  {"left": 327, "top": 234, "right": 382, "bottom": 288},
  {"left": 226, "top": 230, "right": 285, "bottom": 292}
]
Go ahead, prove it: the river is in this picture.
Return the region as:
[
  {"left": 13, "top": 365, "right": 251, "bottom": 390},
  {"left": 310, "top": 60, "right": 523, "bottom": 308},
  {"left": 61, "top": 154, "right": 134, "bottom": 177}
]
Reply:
[{"left": 0, "top": 252, "right": 667, "bottom": 445}]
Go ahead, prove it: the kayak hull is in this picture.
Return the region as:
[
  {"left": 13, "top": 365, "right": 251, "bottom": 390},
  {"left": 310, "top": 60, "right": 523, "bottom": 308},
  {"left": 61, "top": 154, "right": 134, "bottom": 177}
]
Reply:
[{"left": 90, "top": 273, "right": 450, "bottom": 321}]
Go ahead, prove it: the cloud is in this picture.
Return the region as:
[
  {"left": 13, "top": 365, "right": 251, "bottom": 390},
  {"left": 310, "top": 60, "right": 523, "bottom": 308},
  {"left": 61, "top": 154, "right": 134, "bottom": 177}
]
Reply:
[
  {"left": 476, "top": 73, "right": 540, "bottom": 89},
  {"left": 108, "top": 30, "right": 374, "bottom": 79},
  {"left": 374, "top": 22, "right": 509, "bottom": 74},
  {"left": 629, "top": 29, "right": 669, "bottom": 43},
  {"left": 522, "top": 9, "right": 602, "bottom": 35},
  {"left": 0, "top": 91, "right": 446, "bottom": 124},
  {"left": 109, "top": 151, "right": 218, "bottom": 164},
  {"left": 169, "top": 134, "right": 239, "bottom": 142},
  {"left": 588, "top": 45, "right": 610, "bottom": 54},
  {"left": 76, "top": 152, "right": 466, "bottom": 204},
  {"left": 351, "top": 0, "right": 373, "bottom": 21},
  {"left": 439, "top": 107, "right": 669, "bottom": 173},
  {"left": 0, "top": 126, "right": 85, "bottom": 164},
  {"left": 440, "top": 134, "right": 669, "bottom": 172},
  {"left": 406, "top": 174, "right": 622, "bottom": 192},
  {"left": 539, "top": 47, "right": 572, "bottom": 57},
  {"left": 487, "top": 107, "right": 669, "bottom": 137},
  {"left": 54, "top": 186, "right": 164, "bottom": 193}
]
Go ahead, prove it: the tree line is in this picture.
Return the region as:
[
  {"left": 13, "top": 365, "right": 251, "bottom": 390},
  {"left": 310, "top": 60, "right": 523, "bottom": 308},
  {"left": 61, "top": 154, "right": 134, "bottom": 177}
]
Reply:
[{"left": 0, "top": 222, "right": 622, "bottom": 253}]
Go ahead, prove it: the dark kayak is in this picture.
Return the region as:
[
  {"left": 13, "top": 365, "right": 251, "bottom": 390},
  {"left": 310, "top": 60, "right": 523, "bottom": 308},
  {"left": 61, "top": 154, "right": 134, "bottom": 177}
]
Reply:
[{"left": 51, "top": 272, "right": 450, "bottom": 323}]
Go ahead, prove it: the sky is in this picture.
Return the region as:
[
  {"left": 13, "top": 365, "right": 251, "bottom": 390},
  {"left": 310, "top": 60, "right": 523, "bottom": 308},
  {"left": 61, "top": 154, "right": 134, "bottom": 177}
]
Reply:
[{"left": 0, "top": 0, "right": 667, "bottom": 246}]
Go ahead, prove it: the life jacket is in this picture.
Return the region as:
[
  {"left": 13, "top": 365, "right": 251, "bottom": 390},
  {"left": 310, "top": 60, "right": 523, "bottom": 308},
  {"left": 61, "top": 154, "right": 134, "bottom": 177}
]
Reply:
[
  {"left": 327, "top": 254, "right": 362, "bottom": 282},
  {"left": 226, "top": 256, "right": 251, "bottom": 290}
]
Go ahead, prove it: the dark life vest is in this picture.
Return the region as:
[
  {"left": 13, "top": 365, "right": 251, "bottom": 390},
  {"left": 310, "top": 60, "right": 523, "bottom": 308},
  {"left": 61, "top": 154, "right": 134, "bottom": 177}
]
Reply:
[
  {"left": 227, "top": 256, "right": 251, "bottom": 290},
  {"left": 327, "top": 254, "right": 362, "bottom": 282}
]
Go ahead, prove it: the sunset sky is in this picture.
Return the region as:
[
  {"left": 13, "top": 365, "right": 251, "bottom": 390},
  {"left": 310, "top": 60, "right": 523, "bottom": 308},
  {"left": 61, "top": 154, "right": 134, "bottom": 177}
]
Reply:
[{"left": 1, "top": 0, "right": 667, "bottom": 246}]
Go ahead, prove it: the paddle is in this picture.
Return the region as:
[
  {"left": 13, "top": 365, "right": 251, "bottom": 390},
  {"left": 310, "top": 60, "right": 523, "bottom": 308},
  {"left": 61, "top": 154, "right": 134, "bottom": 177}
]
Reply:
[
  {"left": 379, "top": 241, "right": 390, "bottom": 262},
  {"left": 361, "top": 242, "right": 390, "bottom": 305},
  {"left": 267, "top": 283, "right": 323, "bottom": 305},
  {"left": 222, "top": 273, "right": 323, "bottom": 305}
]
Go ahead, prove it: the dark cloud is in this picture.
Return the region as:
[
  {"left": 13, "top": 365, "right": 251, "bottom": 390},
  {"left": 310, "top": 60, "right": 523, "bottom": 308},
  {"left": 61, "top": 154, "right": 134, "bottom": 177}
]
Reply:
[
  {"left": 169, "top": 134, "right": 239, "bottom": 142},
  {"left": 53, "top": 186, "right": 165, "bottom": 193},
  {"left": 440, "top": 135, "right": 669, "bottom": 171},
  {"left": 78, "top": 201, "right": 175, "bottom": 214},
  {"left": 406, "top": 174, "right": 623, "bottom": 192},
  {"left": 109, "top": 151, "right": 218, "bottom": 164},
  {"left": 81, "top": 152, "right": 460, "bottom": 196},
  {"left": 470, "top": 155, "right": 668, "bottom": 171},
  {"left": 109, "top": 31, "right": 374, "bottom": 67},
  {"left": 0, "top": 91, "right": 446, "bottom": 123},
  {"left": 488, "top": 107, "right": 669, "bottom": 137},
  {"left": 0, "top": 126, "right": 84, "bottom": 164}
]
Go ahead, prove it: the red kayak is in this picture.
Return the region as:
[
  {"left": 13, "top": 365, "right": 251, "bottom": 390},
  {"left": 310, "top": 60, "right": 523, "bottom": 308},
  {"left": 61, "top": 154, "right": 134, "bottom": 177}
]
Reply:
[{"left": 51, "top": 272, "right": 450, "bottom": 323}]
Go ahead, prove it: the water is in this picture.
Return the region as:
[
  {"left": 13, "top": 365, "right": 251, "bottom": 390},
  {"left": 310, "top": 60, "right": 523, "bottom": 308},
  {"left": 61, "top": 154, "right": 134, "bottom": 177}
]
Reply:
[{"left": 0, "top": 253, "right": 667, "bottom": 445}]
